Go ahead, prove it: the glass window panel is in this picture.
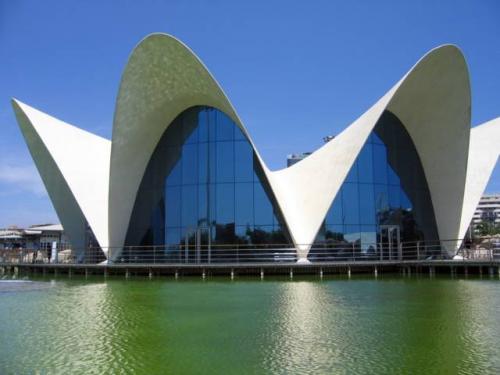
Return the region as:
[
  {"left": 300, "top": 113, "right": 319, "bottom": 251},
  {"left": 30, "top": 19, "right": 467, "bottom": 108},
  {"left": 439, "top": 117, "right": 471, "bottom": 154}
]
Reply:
[
  {"left": 216, "top": 183, "right": 234, "bottom": 225},
  {"left": 198, "top": 184, "right": 209, "bottom": 225},
  {"left": 374, "top": 184, "right": 388, "bottom": 213},
  {"left": 166, "top": 155, "right": 182, "bottom": 186},
  {"left": 254, "top": 182, "right": 273, "bottom": 225},
  {"left": 235, "top": 183, "right": 253, "bottom": 226},
  {"left": 234, "top": 141, "right": 254, "bottom": 182},
  {"left": 183, "top": 109, "right": 198, "bottom": 144},
  {"left": 357, "top": 142, "right": 374, "bottom": 184},
  {"left": 216, "top": 111, "right": 234, "bottom": 141},
  {"left": 325, "top": 225, "right": 344, "bottom": 242},
  {"left": 387, "top": 165, "right": 400, "bottom": 186},
  {"left": 401, "top": 189, "right": 412, "bottom": 210},
  {"left": 388, "top": 185, "right": 401, "bottom": 209},
  {"left": 208, "top": 109, "right": 217, "bottom": 143},
  {"left": 234, "top": 124, "right": 247, "bottom": 141},
  {"left": 360, "top": 225, "right": 377, "bottom": 252},
  {"left": 342, "top": 183, "right": 359, "bottom": 225},
  {"left": 209, "top": 184, "right": 216, "bottom": 226},
  {"left": 359, "top": 184, "right": 376, "bottom": 225},
  {"left": 165, "top": 186, "right": 181, "bottom": 227},
  {"left": 181, "top": 185, "right": 197, "bottom": 228},
  {"left": 372, "top": 132, "right": 384, "bottom": 145},
  {"left": 216, "top": 141, "right": 234, "bottom": 183},
  {"left": 198, "top": 142, "right": 208, "bottom": 184},
  {"left": 326, "top": 192, "right": 343, "bottom": 225},
  {"left": 236, "top": 225, "right": 251, "bottom": 243},
  {"left": 345, "top": 160, "right": 358, "bottom": 183},
  {"left": 373, "top": 144, "right": 388, "bottom": 185},
  {"left": 208, "top": 142, "right": 216, "bottom": 183},
  {"left": 343, "top": 225, "right": 361, "bottom": 244},
  {"left": 182, "top": 144, "right": 198, "bottom": 185},
  {"left": 198, "top": 109, "right": 208, "bottom": 143},
  {"left": 165, "top": 228, "right": 181, "bottom": 246},
  {"left": 152, "top": 204, "right": 165, "bottom": 245}
]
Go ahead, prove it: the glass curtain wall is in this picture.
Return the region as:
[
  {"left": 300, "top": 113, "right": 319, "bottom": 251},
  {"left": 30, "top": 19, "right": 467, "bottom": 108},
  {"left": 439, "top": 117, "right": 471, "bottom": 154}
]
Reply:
[
  {"left": 311, "top": 111, "right": 439, "bottom": 260},
  {"left": 125, "top": 106, "right": 292, "bottom": 262}
]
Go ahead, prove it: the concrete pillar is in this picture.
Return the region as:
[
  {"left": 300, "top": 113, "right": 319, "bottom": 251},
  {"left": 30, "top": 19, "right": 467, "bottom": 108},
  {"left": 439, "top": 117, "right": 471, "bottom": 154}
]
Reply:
[
  {"left": 260, "top": 268, "right": 264, "bottom": 280},
  {"left": 175, "top": 270, "right": 179, "bottom": 279},
  {"left": 319, "top": 268, "right": 323, "bottom": 279},
  {"left": 202, "top": 269, "right": 206, "bottom": 279},
  {"left": 289, "top": 268, "right": 293, "bottom": 279},
  {"left": 149, "top": 268, "right": 153, "bottom": 280},
  {"left": 374, "top": 266, "right": 378, "bottom": 277},
  {"left": 230, "top": 269, "right": 235, "bottom": 280},
  {"left": 347, "top": 267, "right": 351, "bottom": 278}
]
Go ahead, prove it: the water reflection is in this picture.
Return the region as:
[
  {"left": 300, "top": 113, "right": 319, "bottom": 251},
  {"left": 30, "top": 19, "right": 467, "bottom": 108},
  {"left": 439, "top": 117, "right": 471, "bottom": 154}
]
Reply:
[{"left": 1, "top": 277, "right": 500, "bottom": 374}]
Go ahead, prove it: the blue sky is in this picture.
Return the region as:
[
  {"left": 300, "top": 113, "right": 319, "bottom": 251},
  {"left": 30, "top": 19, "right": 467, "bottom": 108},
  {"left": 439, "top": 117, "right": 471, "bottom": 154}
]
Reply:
[{"left": 0, "top": 0, "right": 499, "bottom": 227}]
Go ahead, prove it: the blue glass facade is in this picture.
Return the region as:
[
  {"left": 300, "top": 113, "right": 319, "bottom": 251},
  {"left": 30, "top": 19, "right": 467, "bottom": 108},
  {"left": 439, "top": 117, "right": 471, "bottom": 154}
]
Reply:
[
  {"left": 311, "top": 111, "right": 438, "bottom": 259},
  {"left": 125, "top": 106, "right": 291, "bottom": 261}
]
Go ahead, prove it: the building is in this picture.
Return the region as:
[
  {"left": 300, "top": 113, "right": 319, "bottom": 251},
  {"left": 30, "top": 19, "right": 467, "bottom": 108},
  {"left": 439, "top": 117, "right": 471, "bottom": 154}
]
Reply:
[
  {"left": 12, "top": 33, "right": 500, "bottom": 263},
  {"left": 471, "top": 194, "right": 500, "bottom": 229},
  {"left": 0, "top": 224, "right": 69, "bottom": 251},
  {"left": 287, "top": 152, "right": 312, "bottom": 167}
]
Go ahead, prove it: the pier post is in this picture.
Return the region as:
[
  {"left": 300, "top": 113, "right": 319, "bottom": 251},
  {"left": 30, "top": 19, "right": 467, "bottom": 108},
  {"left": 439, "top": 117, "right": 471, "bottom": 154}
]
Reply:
[
  {"left": 149, "top": 268, "right": 153, "bottom": 280},
  {"left": 175, "top": 270, "right": 179, "bottom": 279},
  {"left": 289, "top": 268, "right": 293, "bottom": 279},
  {"left": 319, "top": 268, "right": 323, "bottom": 279},
  {"left": 374, "top": 266, "right": 378, "bottom": 277},
  {"left": 489, "top": 267, "right": 494, "bottom": 277},
  {"left": 125, "top": 268, "right": 130, "bottom": 279},
  {"left": 85, "top": 268, "right": 88, "bottom": 279},
  {"left": 231, "top": 269, "right": 234, "bottom": 280},
  {"left": 202, "top": 269, "right": 206, "bottom": 279},
  {"left": 260, "top": 268, "right": 264, "bottom": 280},
  {"left": 347, "top": 267, "right": 351, "bottom": 278}
]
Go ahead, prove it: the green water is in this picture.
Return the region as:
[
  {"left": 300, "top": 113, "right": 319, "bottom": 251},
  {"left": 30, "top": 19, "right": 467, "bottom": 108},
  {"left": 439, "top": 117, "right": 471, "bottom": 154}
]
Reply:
[{"left": 1, "top": 275, "right": 499, "bottom": 374}]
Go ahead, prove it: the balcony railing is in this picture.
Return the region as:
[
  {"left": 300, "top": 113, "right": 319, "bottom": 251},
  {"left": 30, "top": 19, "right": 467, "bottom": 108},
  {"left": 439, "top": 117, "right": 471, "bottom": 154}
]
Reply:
[{"left": 1, "top": 237, "right": 499, "bottom": 265}]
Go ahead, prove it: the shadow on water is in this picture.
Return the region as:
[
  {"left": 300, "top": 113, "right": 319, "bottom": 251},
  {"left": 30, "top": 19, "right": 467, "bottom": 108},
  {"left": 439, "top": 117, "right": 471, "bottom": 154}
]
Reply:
[{"left": 0, "top": 274, "right": 499, "bottom": 374}]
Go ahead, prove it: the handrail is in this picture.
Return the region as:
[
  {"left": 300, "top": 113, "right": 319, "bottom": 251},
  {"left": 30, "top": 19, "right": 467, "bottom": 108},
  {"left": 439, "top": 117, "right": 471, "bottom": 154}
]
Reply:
[{"left": 0, "top": 237, "right": 498, "bottom": 265}]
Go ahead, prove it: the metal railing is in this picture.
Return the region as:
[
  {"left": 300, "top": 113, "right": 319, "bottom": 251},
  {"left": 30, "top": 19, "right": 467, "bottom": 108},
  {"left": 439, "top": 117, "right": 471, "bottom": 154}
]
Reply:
[{"left": 1, "top": 238, "right": 499, "bottom": 265}]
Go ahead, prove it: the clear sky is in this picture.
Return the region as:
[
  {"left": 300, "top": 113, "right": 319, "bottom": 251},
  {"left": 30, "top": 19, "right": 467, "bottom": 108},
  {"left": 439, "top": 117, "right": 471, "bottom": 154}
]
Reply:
[{"left": 0, "top": 0, "right": 499, "bottom": 227}]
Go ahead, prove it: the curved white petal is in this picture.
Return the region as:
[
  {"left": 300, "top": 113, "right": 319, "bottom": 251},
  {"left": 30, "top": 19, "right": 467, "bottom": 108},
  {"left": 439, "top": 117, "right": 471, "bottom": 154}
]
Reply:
[
  {"left": 459, "top": 118, "right": 500, "bottom": 239},
  {"left": 109, "top": 33, "right": 275, "bottom": 253},
  {"left": 12, "top": 100, "right": 110, "bottom": 257},
  {"left": 270, "top": 45, "right": 471, "bottom": 258}
]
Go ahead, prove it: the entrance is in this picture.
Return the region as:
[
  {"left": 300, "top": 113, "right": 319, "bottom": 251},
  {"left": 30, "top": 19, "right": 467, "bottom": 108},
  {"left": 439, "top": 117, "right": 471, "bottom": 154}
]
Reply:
[
  {"left": 184, "top": 226, "right": 211, "bottom": 263},
  {"left": 379, "top": 225, "right": 401, "bottom": 260}
]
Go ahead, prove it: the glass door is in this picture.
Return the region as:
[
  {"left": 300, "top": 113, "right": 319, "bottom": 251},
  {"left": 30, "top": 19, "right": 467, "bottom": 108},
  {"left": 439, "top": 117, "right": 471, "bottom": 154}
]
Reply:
[
  {"left": 379, "top": 225, "right": 400, "bottom": 260},
  {"left": 184, "top": 226, "right": 211, "bottom": 264}
]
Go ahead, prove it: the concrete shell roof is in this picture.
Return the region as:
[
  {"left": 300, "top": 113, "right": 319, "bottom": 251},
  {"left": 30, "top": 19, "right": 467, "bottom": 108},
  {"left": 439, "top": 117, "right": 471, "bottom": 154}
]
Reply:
[{"left": 12, "top": 33, "right": 500, "bottom": 260}]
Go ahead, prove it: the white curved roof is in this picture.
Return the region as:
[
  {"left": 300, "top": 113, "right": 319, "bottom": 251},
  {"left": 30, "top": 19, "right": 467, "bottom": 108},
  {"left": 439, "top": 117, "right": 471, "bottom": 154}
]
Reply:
[
  {"left": 12, "top": 100, "right": 110, "bottom": 257},
  {"left": 12, "top": 33, "right": 499, "bottom": 261}
]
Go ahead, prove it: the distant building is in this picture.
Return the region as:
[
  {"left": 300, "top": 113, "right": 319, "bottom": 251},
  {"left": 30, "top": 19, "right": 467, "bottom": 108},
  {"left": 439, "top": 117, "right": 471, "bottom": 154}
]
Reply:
[
  {"left": 472, "top": 194, "right": 500, "bottom": 229},
  {"left": 287, "top": 152, "right": 312, "bottom": 167},
  {"left": 287, "top": 136, "right": 335, "bottom": 167},
  {"left": 0, "top": 224, "right": 70, "bottom": 251}
]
